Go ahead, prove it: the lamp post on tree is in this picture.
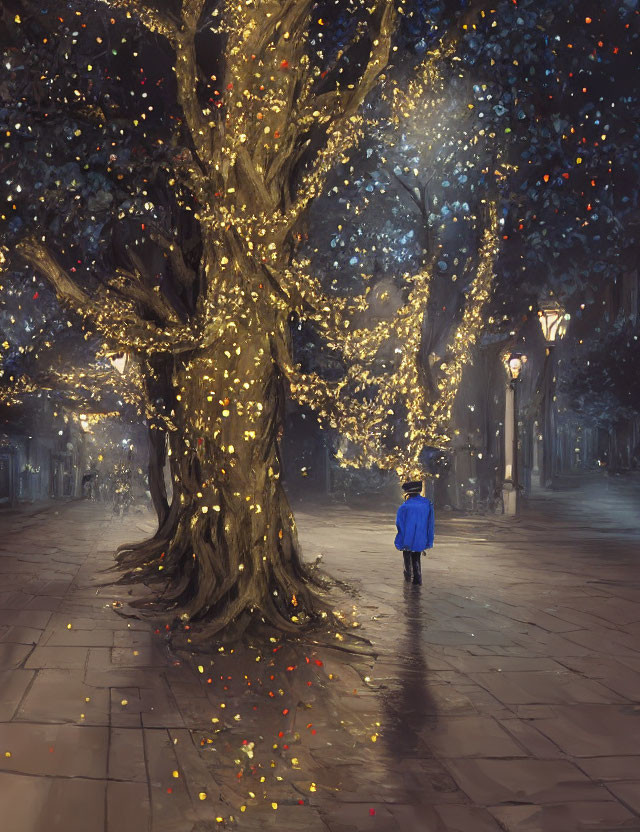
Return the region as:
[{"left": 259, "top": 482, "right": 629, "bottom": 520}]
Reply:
[
  {"left": 538, "top": 306, "right": 568, "bottom": 488},
  {"left": 502, "top": 352, "right": 526, "bottom": 516}
]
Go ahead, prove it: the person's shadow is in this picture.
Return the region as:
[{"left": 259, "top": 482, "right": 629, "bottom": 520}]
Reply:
[{"left": 379, "top": 582, "right": 439, "bottom": 757}]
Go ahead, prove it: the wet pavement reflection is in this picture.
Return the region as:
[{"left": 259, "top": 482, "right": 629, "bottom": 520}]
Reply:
[{"left": 380, "top": 582, "right": 438, "bottom": 758}]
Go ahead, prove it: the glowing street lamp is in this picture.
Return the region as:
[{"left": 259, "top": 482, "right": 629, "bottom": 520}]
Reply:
[
  {"left": 505, "top": 352, "right": 527, "bottom": 382},
  {"left": 502, "top": 351, "right": 526, "bottom": 516},
  {"left": 538, "top": 304, "right": 569, "bottom": 487},
  {"left": 538, "top": 307, "right": 566, "bottom": 343}
]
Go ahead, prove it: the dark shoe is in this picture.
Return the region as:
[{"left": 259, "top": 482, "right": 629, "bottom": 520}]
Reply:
[{"left": 412, "top": 576, "right": 422, "bottom": 585}]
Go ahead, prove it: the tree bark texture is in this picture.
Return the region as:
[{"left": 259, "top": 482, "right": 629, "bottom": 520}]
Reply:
[
  {"left": 147, "top": 425, "right": 170, "bottom": 528},
  {"left": 118, "top": 316, "right": 327, "bottom": 639}
]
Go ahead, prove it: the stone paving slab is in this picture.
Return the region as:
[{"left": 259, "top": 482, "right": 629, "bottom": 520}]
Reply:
[
  {"left": 577, "top": 756, "right": 640, "bottom": 781},
  {"left": 0, "top": 643, "right": 34, "bottom": 669},
  {"left": 0, "top": 668, "right": 35, "bottom": 720},
  {"left": 108, "top": 726, "right": 148, "bottom": 781},
  {"left": 42, "top": 627, "right": 115, "bottom": 647},
  {"left": 442, "top": 655, "right": 565, "bottom": 673},
  {"left": 106, "top": 781, "right": 151, "bottom": 832},
  {"left": 616, "top": 655, "right": 640, "bottom": 673},
  {"left": 497, "top": 716, "right": 566, "bottom": 759},
  {"left": 608, "top": 783, "right": 640, "bottom": 817},
  {"left": 418, "top": 715, "right": 525, "bottom": 758},
  {"left": 24, "top": 645, "right": 90, "bottom": 670},
  {"left": 143, "top": 727, "right": 212, "bottom": 831},
  {"left": 443, "top": 757, "right": 613, "bottom": 805},
  {"left": 488, "top": 801, "right": 640, "bottom": 831},
  {"left": 560, "top": 627, "right": 640, "bottom": 656},
  {"left": 531, "top": 705, "right": 640, "bottom": 756},
  {"left": 552, "top": 656, "right": 640, "bottom": 700},
  {"left": 0, "top": 626, "right": 42, "bottom": 644},
  {"left": 0, "top": 722, "right": 108, "bottom": 777},
  {"left": 0, "top": 772, "right": 106, "bottom": 832},
  {"left": 15, "top": 668, "right": 110, "bottom": 725},
  {"left": 466, "top": 669, "right": 629, "bottom": 705}
]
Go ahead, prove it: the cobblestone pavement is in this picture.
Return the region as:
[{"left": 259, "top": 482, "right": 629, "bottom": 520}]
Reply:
[{"left": 0, "top": 477, "right": 639, "bottom": 832}]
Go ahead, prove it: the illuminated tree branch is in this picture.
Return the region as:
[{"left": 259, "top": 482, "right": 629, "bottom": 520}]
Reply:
[
  {"left": 0, "top": 361, "right": 143, "bottom": 415},
  {"left": 17, "top": 239, "right": 205, "bottom": 353},
  {"left": 107, "top": 271, "right": 180, "bottom": 325},
  {"left": 151, "top": 232, "right": 196, "bottom": 289},
  {"left": 100, "top": 0, "right": 178, "bottom": 40},
  {"left": 425, "top": 205, "right": 500, "bottom": 446},
  {"left": 174, "top": 0, "right": 212, "bottom": 168},
  {"left": 281, "top": 0, "right": 397, "bottom": 233},
  {"left": 282, "top": 210, "right": 499, "bottom": 478}
]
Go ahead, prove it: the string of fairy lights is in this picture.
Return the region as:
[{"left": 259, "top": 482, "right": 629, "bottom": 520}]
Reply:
[
  {"left": 283, "top": 208, "right": 498, "bottom": 478},
  {"left": 0, "top": 355, "right": 147, "bottom": 418}
]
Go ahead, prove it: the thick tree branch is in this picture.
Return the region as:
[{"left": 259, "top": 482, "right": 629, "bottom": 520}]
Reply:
[
  {"left": 174, "top": 0, "right": 212, "bottom": 167},
  {"left": 282, "top": 0, "right": 396, "bottom": 230},
  {"left": 0, "top": 365, "right": 139, "bottom": 416},
  {"left": 17, "top": 239, "right": 201, "bottom": 353},
  {"left": 151, "top": 231, "right": 196, "bottom": 289},
  {"left": 100, "top": 0, "right": 178, "bottom": 40},
  {"left": 118, "top": 249, "right": 184, "bottom": 323},
  {"left": 392, "top": 172, "right": 433, "bottom": 220},
  {"left": 343, "top": 0, "right": 397, "bottom": 119},
  {"left": 104, "top": 0, "right": 211, "bottom": 170},
  {"left": 236, "top": 147, "right": 274, "bottom": 214}
]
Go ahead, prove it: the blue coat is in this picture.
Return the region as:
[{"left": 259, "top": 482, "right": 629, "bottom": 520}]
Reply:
[{"left": 394, "top": 495, "right": 435, "bottom": 552}]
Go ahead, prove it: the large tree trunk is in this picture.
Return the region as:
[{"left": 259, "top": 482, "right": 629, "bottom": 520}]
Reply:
[
  {"left": 147, "top": 425, "right": 170, "bottom": 527},
  {"left": 117, "top": 322, "right": 326, "bottom": 640}
]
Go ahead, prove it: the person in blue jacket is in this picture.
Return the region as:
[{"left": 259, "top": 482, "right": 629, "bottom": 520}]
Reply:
[{"left": 394, "top": 480, "right": 434, "bottom": 585}]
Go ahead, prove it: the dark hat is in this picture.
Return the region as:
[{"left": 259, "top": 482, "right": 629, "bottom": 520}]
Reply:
[{"left": 402, "top": 480, "right": 422, "bottom": 494}]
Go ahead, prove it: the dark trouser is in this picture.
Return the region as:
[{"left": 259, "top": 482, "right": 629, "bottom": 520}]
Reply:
[{"left": 403, "top": 550, "right": 422, "bottom": 584}]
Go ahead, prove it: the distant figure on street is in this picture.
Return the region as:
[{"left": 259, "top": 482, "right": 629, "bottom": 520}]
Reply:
[
  {"left": 394, "top": 480, "right": 435, "bottom": 585},
  {"left": 82, "top": 463, "right": 100, "bottom": 501}
]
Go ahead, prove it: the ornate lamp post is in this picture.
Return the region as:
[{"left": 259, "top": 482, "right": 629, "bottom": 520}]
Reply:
[
  {"left": 502, "top": 352, "right": 526, "bottom": 516},
  {"left": 538, "top": 306, "right": 568, "bottom": 487}
]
